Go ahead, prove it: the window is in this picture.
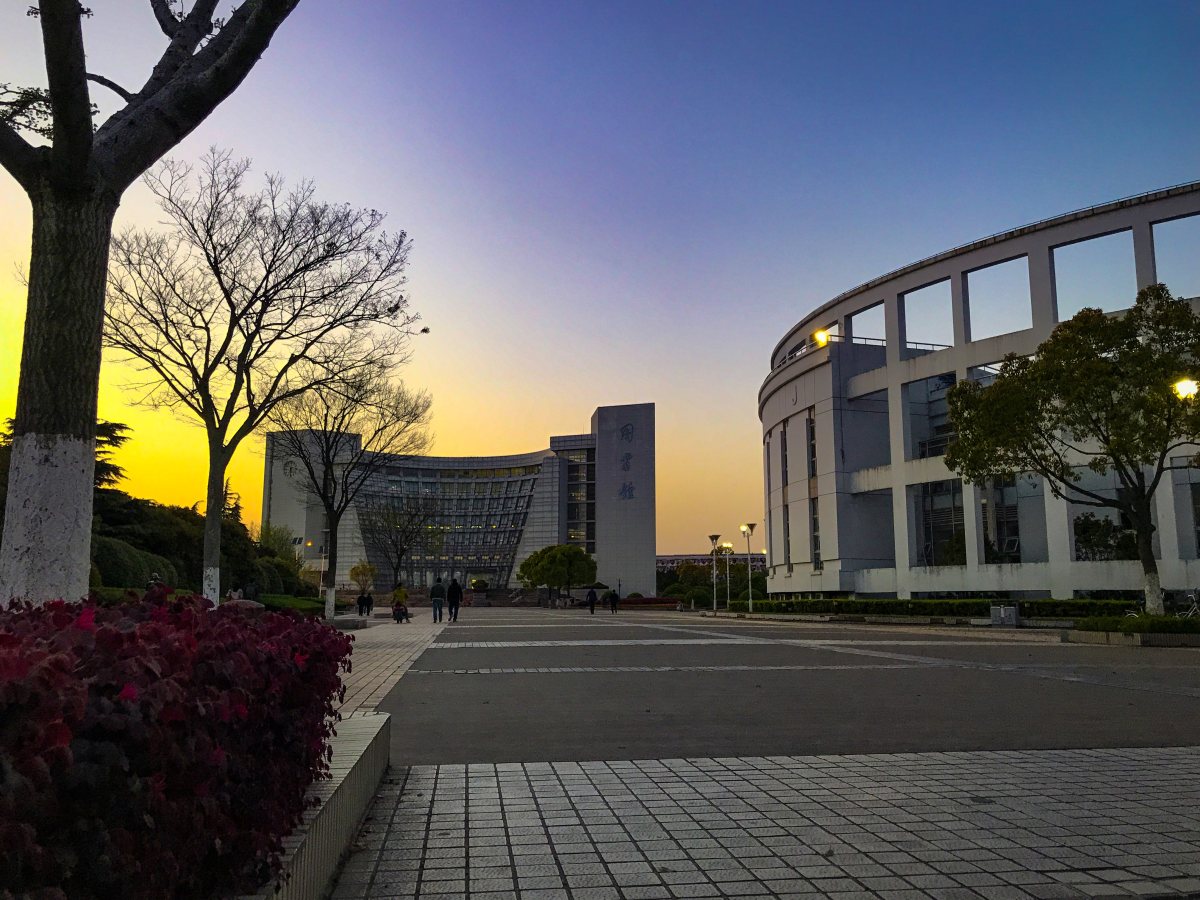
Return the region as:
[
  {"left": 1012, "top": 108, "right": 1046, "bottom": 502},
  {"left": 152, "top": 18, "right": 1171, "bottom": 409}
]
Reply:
[
  {"left": 967, "top": 256, "right": 1032, "bottom": 341},
  {"left": 806, "top": 415, "right": 817, "bottom": 480},
  {"left": 782, "top": 504, "right": 792, "bottom": 569},
  {"left": 780, "top": 418, "right": 790, "bottom": 485},
  {"left": 809, "top": 498, "right": 821, "bottom": 571}
]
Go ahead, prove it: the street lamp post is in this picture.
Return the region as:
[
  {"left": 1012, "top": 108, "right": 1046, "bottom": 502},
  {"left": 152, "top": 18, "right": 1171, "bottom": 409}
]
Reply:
[
  {"left": 708, "top": 534, "right": 721, "bottom": 612},
  {"left": 739, "top": 523, "right": 756, "bottom": 613},
  {"left": 722, "top": 542, "right": 733, "bottom": 608}
]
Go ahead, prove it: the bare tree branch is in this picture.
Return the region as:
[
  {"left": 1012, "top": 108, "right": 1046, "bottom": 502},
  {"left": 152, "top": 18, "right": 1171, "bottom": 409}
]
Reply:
[
  {"left": 39, "top": 0, "right": 94, "bottom": 185},
  {"left": 86, "top": 72, "right": 134, "bottom": 102},
  {"left": 149, "top": 0, "right": 182, "bottom": 36},
  {"left": 0, "top": 117, "right": 40, "bottom": 188}
]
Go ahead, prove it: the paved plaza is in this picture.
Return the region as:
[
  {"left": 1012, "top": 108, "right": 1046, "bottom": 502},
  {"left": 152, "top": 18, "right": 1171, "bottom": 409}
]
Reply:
[{"left": 332, "top": 608, "right": 1200, "bottom": 898}]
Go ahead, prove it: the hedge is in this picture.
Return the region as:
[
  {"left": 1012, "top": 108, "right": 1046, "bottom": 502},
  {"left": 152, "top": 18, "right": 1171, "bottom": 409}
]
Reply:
[
  {"left": 0, "top": 594, "right": 353, "bottom": 899},
  {"left": 726, "top": 597, "right": 1132, "bottom": 618},
  {"left": 1076, "top": 615, "right": 1200, "bottom": 634}
]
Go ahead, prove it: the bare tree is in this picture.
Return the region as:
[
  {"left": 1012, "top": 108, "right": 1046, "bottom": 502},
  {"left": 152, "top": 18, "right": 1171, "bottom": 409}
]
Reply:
[
  {"left": 359, "top": 494, "right": 440, "bottom": 591},
  {"left": 267, "top": 374, "right": 432, "bottom": 618},
  {"left": 0, "top": 1, "right": 303, "bottom": 603},
  {"left": 105, "top": 149, "right": 419, "bottom": 602}
]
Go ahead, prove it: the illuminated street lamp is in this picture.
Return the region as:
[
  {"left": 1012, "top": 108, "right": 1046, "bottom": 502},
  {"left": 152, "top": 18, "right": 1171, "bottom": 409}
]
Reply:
[
  {"left": 708, "top": 533, "right": 721, "bottom": 612},
  {"left": 739, "top": 523, "right": 756, "bottom": 613},
  {"left": 813, "top": 329, "right": 829, "bottom": 347},
  {"left": 722, "top": 542, "right": 734, "bottom": 608},
  {"left": 1174, "top": 378, "right": 1198, "bottom": 400}
]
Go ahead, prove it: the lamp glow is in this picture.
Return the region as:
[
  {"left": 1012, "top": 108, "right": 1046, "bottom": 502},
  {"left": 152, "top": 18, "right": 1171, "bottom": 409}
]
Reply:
[
  {"left": 1174, "top": 378, "right": 1198, "bottom": 400},
  {"left": 813, "top": 329, "right": 829, "bottom": 347}
]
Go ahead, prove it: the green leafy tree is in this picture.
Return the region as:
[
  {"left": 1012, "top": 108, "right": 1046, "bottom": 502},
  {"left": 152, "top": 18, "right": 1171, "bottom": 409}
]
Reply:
[
  {"left": 517, "top": 544, "right": 597, "bottom": 600},
  {"left": 349, "top": 561, "right": 377, "bottom": 593},
  {"left": 0, "top": 1, "right": 302, "bottom": 604},
  {"left": 946, "top": 284, "right": 1200, "bottom": 615}
]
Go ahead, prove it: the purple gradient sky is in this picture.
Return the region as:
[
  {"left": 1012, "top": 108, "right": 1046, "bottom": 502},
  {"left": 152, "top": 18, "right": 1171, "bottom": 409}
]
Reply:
[{"left": 1, "top": 1, "right": 1198, "bottom": 551}]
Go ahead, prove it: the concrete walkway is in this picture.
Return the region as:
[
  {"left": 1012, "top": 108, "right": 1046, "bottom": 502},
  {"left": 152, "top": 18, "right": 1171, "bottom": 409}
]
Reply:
[
  {"left": 331, "top": 608, "right": 1200, "bottom": 898},
  {"left": 338, "top": 615, "right": 446, "bottom": 718}
]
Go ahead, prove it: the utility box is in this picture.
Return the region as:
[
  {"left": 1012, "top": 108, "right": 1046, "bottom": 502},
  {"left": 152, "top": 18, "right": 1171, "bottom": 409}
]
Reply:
[{"left": 990, "top": 604, "right": 1020, "bottom": 627}]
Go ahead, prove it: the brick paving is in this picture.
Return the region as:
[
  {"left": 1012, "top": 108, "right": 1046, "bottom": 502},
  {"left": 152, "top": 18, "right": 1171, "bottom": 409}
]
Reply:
[
  {"left": 337, "top": 749, "right": 1200, "bottom": 899},
  {"left": 338, "top": 616, "right": 446, "bottom": 717},
  {"left": 331, "top": 609, "right": 1200, "bottom": 898}
]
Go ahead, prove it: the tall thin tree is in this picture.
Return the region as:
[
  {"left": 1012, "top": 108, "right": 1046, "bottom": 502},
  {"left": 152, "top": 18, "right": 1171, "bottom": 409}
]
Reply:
[
  {"left": 105, "top": 149, "right": 418, "bottom": 601},
  {"left": 0, "top": 1, "right": 301, "bottom": 603},
  {"left": 268, "top": 374, "right": 432, "bottom": 618}
]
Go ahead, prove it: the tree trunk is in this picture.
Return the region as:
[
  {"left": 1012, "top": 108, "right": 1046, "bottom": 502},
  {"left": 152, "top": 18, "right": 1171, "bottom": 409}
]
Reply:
[
  {"left": 1134, "top": 504, "right": 1164, "bottom": 616},
  {"left": 202, "top": 453, "right": 229, "bottom": 603},
  {"left": 325, "top": 510, "right": 341, "bottom": 620},
  {"left": 0, "top": 189, "right": 118, "bottom": 604}
]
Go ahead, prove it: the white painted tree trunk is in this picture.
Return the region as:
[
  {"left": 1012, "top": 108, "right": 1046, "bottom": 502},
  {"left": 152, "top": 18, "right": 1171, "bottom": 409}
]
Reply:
[
  {"left": 325, "top": 585, "right": 336, "bottom": 620},
  {"left": 0, "top": 434, "right": 95, "bottom": 603},
  {"left": 1144, "top": 569, "right": 1165, "bottom": 616},
  {"left": 202, "top": 455, "right": 229, "bottom": 606}
]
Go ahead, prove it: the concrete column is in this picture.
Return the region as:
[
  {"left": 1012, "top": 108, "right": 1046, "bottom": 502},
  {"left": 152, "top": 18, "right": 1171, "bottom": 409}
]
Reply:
[
  {"left": 1043, "top": 488, "right": 1074, "bottom": 599},
  {"left": 951, "top": 271, "right": 970, "bottom": 346},
  {"left": 1028, "top": 243, "right": 1057, "bottom": 338},
  {"left": 1132, "top": 219, "right": 1157, "bottom": 290},
  {"left": 1154, "top": 477, "right": 1180, "bottom": 589},
  {"left": 885, "top": 293, "right": 905, "bottom": 366},
  {"left": 962, "top": 480, "right": 982, "bottom": 573}
]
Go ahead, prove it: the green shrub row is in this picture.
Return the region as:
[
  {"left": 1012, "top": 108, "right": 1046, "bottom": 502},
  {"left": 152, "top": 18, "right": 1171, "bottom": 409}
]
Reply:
[
  {"left": 91, "top": 535, "right": 180, "bottom": 592},
  {"left": 726, "top": 597, "right": 1132, "bottom": 618},
  {"left": 1075, "top": 615, "right": 1200, "bottom": 634}
]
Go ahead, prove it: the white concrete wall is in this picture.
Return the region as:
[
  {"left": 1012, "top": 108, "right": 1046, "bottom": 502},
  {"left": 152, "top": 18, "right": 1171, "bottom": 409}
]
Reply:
[{"left": 592, "top": 403, "right": 656, "bottom": 597}]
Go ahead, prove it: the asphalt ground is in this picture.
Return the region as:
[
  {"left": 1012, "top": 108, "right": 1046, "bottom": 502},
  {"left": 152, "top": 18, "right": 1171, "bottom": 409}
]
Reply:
[{"left": 377, "top": 608, "right": 1200, "bottom": 765}]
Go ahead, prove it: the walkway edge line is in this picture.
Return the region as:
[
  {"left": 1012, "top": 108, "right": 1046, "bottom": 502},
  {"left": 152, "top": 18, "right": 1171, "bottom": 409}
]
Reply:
[{"left": 236, "top": 712, "right": 391, "bottom": 900}]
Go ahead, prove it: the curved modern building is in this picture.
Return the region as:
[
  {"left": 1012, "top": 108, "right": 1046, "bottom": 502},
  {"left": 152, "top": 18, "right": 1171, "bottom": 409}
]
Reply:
[
  {"left": 759, "top": 182, "right": 1200, "bottom": 599},
  {"left": 263, "top": 403, "right": 655, "bottom": 595}
]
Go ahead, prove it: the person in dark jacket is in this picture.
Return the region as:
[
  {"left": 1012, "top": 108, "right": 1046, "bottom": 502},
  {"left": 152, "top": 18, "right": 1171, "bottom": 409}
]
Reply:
[
  {"left": 586, "top": 587, "right": 597, "bottom": 615},
  {"left": 430, "top": 577, "right": 446, "bottom": 622},
  {"left": 447, "top": 577, "right": 463, "bottom": 622},
  {"left": 608, "top": 589, "right": 619, "bottom": 614}
]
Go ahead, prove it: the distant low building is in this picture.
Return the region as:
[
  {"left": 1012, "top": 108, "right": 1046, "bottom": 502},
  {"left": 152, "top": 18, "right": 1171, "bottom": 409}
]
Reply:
[
  {"left": 263, "top": 403, "right": 656, "bottom": 595},
  {"left": 657, "top": 553, "right": 766, "bottom": 573}
]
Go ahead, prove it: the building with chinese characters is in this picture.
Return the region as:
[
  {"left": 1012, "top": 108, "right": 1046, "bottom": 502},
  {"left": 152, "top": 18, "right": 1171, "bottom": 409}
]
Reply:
[{"left": 262, "top": 403, "right": 656, "bottom": 595}]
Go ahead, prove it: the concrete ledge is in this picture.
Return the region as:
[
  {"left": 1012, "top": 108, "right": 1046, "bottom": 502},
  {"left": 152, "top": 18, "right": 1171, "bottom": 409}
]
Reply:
[
  {"left": 1060, "top": 630, "right": 1200, "bottom": 648},
  {"left": 237, "top": 713, "right": 390, "bottom": 900},
  {"left": 699, "top": 611, "right": 1072, "bottom": 629}
]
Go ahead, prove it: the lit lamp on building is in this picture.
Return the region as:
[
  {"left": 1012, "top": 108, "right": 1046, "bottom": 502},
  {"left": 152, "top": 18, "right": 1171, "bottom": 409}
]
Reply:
[
  {"left": 1174, "top": 378, "right": 1198, "bottom": 400},
  {"left": 813, "top": 329, "right": 829, "bottom": 348},
  {"left": 739, "top": 523, "right": 756, "bottom": 613},
  {"left": 707, "top": 533, "right": 721, "bottom": 612},
  {"left": 721, "top": 542, "right": 734, "bottom": 608}
]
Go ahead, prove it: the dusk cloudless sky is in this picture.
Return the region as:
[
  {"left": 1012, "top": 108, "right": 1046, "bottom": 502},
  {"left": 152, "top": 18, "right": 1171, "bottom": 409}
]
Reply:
[{"left": 1, "top": 1, "right": 1198, "bottom": 551}]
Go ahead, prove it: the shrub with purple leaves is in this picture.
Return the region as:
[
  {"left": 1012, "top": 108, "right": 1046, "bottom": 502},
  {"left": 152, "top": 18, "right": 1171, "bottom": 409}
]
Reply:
[{"left": 0, "top": 595, "right": 353, "bottom": 899}]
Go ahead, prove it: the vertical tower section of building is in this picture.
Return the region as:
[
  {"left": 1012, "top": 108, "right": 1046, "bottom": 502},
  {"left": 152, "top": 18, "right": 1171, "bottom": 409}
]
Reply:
[{"left": 591, "top": 403, "right": 656, "bottom": 596}]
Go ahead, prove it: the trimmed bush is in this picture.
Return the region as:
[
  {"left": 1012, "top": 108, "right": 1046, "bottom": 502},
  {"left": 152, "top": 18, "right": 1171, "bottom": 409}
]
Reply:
[
  {"left": 254, "top": 558, "right": 284, "bottom": 595},
  {"left": 91, "top": 535, "right": 148, "bottom": 591},
  {"left": 627, "top": 592, "right": 644, "bottom": 599},
  {"left": 259, "top": 594, "right": 325, "bottom": 616},
  {"left": 1076, "top": 615, "right": 1200, "bottom": 634},
  {"left": 662, "top": 584, "right": 689, "bottom": 599},
  {"left": 0, "top": 596, "right": 353, "bottom": 899},
  {"left": 726, "top": 597, "right": 1132, "bottom": 618}
]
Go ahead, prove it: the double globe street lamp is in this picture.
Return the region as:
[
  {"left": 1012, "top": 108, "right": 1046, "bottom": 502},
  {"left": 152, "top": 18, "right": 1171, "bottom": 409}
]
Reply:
[{"left": 739, "top": 522, "right": 756, "bottom": 613}]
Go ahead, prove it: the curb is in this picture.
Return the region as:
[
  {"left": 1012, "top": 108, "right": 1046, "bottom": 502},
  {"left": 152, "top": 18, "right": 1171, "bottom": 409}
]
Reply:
[
  {"left": 1061, "top": 630, "right": 1200, "bottom": 648},
  {"left": 237, "top": 713, "right": 391, "bottom": 900},
  {"left": 695, "top": 610, "right": 1073, "bottom": 630}
]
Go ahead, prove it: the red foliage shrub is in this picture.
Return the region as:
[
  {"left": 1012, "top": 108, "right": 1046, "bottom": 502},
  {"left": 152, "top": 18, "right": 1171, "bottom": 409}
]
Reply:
[{"left": 0, "top": 596, "right": 353, "bottom": 899}]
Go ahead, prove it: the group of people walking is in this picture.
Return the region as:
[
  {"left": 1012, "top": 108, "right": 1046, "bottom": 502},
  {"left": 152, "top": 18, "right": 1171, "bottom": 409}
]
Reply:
[
  {"left": 585, "top": 586, "right": 619, "bottom": 614},
  {"left": 428, "top": 577, "right": 462, "bottom": 622}
]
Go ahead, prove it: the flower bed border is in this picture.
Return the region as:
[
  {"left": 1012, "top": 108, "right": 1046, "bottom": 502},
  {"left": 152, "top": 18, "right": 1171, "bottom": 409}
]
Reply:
[
  {"left": 1060, "top": 630, "right": 1200, "bottom": 648},
  {"left": 236, "top": 713, "right": 390, "bottom": 900}
]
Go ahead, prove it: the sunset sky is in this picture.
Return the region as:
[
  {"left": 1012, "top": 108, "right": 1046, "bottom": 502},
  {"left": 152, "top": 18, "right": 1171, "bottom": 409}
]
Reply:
[{"left": 2, "top": 1, "right": 1199, "bottom": 552}]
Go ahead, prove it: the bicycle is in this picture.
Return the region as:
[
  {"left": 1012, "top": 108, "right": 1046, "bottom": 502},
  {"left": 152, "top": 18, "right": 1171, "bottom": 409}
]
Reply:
[{"left": 1180, "top": 592, "right": 1200, "bottom": 619}]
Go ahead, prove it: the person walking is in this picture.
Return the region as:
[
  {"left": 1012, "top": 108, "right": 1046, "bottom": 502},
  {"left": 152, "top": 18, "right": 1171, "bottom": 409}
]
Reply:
[
  {"left": 447, "top": 577, "right": 463, "bottom": 623},
  {"left": 609, "top": 589, "right": 619, "bottom": 614},
  {"left": 586, "top": 586, "right": 597, "bottom": 615},
  {"left": 356, "top": 590, "right": 373, "bottom": 617},
  {"left": 430, "top": 577, "right": 446, "bottom": 623}
]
